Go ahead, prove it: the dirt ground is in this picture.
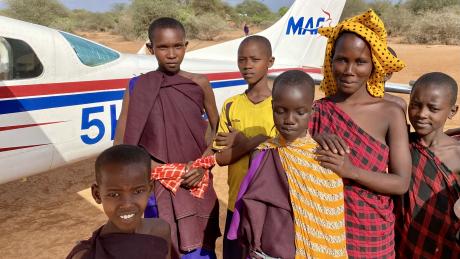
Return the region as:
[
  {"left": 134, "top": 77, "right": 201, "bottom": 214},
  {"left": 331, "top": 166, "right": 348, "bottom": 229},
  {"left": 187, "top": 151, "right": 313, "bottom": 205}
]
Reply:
[{"left": 1, "top": 29, "right": 459, "bottom": 259}]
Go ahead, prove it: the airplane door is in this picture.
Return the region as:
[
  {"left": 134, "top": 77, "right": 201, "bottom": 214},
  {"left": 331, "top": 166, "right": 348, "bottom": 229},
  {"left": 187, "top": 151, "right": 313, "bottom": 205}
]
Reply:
[{"left": 0, "top": 34, "right": 56, "bottom": 183}]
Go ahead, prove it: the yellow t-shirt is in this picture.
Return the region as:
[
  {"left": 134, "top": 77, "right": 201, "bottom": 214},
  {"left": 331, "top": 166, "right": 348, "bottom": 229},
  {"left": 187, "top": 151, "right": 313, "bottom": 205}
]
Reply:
[{"left": 214, "top": 93, "right": 276, "bottom": 211}]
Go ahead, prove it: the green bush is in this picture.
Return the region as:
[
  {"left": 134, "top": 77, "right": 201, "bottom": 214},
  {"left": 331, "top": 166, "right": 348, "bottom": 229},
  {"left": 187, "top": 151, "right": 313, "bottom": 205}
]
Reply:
[
  {"left": 187, "top": 13, "right": 227, "bottom": 40},
  {"left": 49, "top": 17, "right": 75, "bottom": 32},
  {"left": 379, "top": 5, "right": 414, "bottom": 36},
  {"left": 3, "top": 0, "right": 69, "bottom": 26},
  {"left": 406, "top": 0, "right": 459, "bottom": 13},
  {"left": 405, "top": 6, "right": 460, "bottom": 44},
  {"left": 69, "top": 9, "right": 116, "bottom": 32},
  {"left": 236, "top": 0, "right": 276, "bottom": 25},
  {"left": 190, "top": 0, "right": 226, "bottom": 17},
  {"left": 278, "top": 6, "right": 289, "bottom": 17},
  {"left": 130, "top": 0, "right": 181, "bottom": 38},
  {"left": 340, "top": 0, "right": 369, "bottom": 20}
]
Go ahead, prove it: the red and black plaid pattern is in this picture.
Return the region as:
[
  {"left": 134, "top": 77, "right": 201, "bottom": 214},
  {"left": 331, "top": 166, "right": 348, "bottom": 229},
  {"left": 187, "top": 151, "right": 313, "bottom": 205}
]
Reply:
[
  {"left": 151, "top": 155, "right": 216, "bottom": 198},
  {"left": 309, "top": 98, "right": 395, "bottom": 258},
  {"left": 395, "top": 135, "right": 460, "bottom": 258}
]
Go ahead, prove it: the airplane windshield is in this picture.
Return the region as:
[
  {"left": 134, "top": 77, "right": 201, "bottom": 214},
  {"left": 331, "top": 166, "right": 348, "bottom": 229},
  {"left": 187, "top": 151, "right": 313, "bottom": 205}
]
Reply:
[{"left": 60, "top": 32, "right": 120, "bottom": 67}]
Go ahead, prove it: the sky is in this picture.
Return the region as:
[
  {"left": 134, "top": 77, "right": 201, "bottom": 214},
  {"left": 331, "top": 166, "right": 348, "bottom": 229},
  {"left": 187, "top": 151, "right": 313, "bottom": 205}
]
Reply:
[{"left": 0, "top": 0, "right": 296, "bottom": 13}]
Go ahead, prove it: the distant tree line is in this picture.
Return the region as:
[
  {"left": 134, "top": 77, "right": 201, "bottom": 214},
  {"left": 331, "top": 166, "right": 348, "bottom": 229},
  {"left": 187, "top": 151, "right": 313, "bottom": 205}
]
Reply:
[
  {"left": 341, "top": 0, "right": 460, "bottom": 45},
  {"left": 1, "top": 0, "right": 459, "bottom": 44},
  {"left": 0, "top": 0, "right": 287, "bottom": 40}
]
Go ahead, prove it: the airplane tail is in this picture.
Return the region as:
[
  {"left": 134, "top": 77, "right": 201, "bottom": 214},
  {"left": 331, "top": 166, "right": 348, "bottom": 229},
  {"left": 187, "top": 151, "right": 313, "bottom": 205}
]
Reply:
[{"left": 184, "top": 0, "right": 346, "bottom": 69}]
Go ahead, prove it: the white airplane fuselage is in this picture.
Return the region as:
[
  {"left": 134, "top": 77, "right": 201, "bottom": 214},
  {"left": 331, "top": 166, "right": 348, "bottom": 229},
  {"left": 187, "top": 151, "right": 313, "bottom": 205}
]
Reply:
[{"left": 0, "top": 0, "right": 351, "bottom": 184}]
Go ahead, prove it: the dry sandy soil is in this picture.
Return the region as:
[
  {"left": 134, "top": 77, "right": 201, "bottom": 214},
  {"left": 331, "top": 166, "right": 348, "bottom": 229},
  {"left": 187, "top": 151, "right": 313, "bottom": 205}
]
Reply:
[{"left": 0, "top": 29, "right": 459, "bottom": 259}]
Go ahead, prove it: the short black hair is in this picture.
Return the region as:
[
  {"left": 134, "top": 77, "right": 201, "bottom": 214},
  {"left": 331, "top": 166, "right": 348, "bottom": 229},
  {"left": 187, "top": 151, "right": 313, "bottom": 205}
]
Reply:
[
  {"left": 148, "top": 17, "right": 186, "bottom": 43},
  {"left": 239, "top": 35, "right": 272, "bottom": 57},
  {"left": 95, "top": 145, "right": 151, "bottom": 184},
  {"left": 412, "top": 72, "right": 458, "bottom": 105},
  {"left": 272, "top": 70, "right": 315, "bottom": 101}
]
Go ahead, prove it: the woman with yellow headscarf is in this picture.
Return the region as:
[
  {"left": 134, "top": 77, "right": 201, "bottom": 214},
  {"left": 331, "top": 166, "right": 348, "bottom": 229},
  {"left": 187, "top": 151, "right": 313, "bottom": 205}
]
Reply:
[{"left": 310, "top": 10, "right": 412, "bottom": 258}]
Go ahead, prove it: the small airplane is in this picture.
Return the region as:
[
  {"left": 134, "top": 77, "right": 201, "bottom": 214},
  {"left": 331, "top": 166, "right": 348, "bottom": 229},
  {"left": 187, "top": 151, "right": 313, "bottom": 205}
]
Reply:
[{"left": 0, "top": 0, "right": 411, "bottom": 184}]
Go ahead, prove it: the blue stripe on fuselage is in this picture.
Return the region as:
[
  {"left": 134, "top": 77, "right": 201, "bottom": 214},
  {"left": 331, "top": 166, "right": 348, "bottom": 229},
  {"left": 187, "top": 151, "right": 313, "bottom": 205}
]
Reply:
[
  {"left": 211, "top": 79, "right": 246, "bottom": 88},
  {"left": 0, "top": 90, "right": 124, "bottom": 115},
  {"left": 0, "top": 79, "right": 247, "bottom": 115}
]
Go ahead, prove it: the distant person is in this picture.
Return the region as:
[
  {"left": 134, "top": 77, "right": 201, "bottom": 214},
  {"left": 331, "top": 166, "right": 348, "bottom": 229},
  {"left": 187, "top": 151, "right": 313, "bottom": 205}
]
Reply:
[
  {"left": 213, "top": 35, "right": 276, "bottom": 259},
  {"left": 243, "top": 23, "right": 249, "bottom": 36},
  {"left": 114, "top": 17, "right": 220, "bottom": 259},
  {"left": 384, "top": 47, "right": 408, "bottom": 114},
  {"left": 310, "top": 10, "right": 411, "bottom": 257},
  {"left": 227, "top": 70, "right": 348, "bottom": 258},
  {"left": 66, "top": 145, "right": 171, "bottom": 259},
  {"left": 395, "top": 72, "right": 460, "bottom": 257}
]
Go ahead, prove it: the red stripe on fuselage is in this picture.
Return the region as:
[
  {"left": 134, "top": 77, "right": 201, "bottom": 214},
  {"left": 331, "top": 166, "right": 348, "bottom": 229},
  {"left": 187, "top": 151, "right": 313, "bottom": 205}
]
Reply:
[
  {"left": 0, "top": 79, "right": 129, "bottom": 99},
  {"left": 0, "top": 144, "right": 48, "bottom": 153},
  {"left": 0, "top": 121, "right": 65, "bottom": 132},
  {"left": 0, "top": 67, "right": 322, "bottom": 99},
  {"left": 206, "top": 68, "right": 321, "bottom": 81}
]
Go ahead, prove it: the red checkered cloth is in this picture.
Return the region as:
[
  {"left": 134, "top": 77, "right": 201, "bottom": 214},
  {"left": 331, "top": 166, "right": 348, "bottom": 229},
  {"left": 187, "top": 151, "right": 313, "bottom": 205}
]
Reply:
[
  {"left": 151, "top": 155, "right": 216, "bottom": 199},
  {"left": 395, "top": 134, "right": 460, "bottom": 258},
  {"left": 309, "top": 98, "right": 395, "bottom": 258}
]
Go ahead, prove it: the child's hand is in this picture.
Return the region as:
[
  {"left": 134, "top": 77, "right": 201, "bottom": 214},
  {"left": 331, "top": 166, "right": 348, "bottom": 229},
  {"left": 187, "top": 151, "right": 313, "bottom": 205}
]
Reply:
[
  {"left": 181, "top": 162, "right": 205, "bottom": 188},
  {"left": 215, "top": 126, "right": 247, "bottom": 148},
  {"left": 316, "top": 149, "right": 357, "bottom": 179},
  {"left": 313, "top": 133, "right": 350, "bottom": 155},
  {"left": 454, "top": 198, "right": 460, "bottom": 219}
]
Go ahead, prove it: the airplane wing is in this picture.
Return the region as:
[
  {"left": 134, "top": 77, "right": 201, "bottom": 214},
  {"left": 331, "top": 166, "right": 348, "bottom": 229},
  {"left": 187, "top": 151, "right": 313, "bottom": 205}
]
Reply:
[{"left": 0, "top": 0, "right": 355, "bottom": 184}]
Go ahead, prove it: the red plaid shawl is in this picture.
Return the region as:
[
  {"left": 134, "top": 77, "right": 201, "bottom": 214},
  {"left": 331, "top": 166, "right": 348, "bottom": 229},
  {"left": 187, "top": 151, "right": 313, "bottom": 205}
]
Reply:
[
  {"left": 151, "top": 155, "right": 216, "bottom": 199},
  {"left": 309, "top": 98, "right": 394, "bottom": 258},
  {"left": 395, "top": 134, "right": 460, "bottom": 258}
]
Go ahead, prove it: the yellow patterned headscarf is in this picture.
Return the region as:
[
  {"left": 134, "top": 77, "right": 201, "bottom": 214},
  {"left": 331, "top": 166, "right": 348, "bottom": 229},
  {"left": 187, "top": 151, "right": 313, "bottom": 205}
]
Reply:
[{"left": 319, "top": 9, "right": 405, "bottom": 97}]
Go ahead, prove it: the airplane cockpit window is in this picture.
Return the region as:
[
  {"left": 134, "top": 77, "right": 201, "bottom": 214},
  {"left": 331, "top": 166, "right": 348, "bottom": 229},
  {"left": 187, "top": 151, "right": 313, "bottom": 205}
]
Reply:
[
  {"left": 60, "top": 32, "right": 120, "bottom": 67},
  {"left": 0, "top": 37, "right": 42, "bottom": 80}
]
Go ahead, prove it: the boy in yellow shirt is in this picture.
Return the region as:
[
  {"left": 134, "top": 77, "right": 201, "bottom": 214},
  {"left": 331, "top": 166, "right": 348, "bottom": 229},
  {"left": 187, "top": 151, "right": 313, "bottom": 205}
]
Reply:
[{"left": 214, "top": 35, "right": 276, "bottom": 259}]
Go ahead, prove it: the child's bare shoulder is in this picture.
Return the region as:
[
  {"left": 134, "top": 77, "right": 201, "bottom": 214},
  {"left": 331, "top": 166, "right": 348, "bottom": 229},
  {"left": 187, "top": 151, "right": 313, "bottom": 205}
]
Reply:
[
  {"left": 180, "top": 71, "right": 210, "bottom": 88},
  {"left": 379, "top": 98, "right": 405, "bottom": 121},
  {"left": 69, "top": 250, "right": 87, "bottom": 259}
]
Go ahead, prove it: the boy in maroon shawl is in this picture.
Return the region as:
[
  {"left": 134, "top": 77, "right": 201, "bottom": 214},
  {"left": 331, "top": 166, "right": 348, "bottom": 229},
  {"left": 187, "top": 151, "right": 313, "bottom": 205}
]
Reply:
[
  {"left": 67, "top": 145, "right": 171, "bottom": 259},
  {"left": 114, "top": 17, "right": 220, "bottom": 259},
  {"left": 310, "top": 10, "right": 412, "bottom": 258},
  {"left": 395, "top": 72, "right": 460, "bottom": 258}
]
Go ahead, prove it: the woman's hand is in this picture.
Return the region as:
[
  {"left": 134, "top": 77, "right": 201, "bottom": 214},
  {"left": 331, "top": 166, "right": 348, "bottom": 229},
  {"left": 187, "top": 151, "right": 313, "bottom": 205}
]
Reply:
[{"left": 313, "top": 133, "right": 350, "bottom": 155}]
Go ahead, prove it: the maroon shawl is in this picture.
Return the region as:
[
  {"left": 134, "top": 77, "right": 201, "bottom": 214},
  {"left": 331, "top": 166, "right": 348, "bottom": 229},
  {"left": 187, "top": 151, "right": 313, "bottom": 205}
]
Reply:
[
  {"left": 124, "top": 71, "right": 207, "bottom": 163},
  {"left": 309, "top": 98, "right": 394, "bottom": 258},
  {"left": 237, "top": 149, "right": 295, "bottom": 259},
  {"left": 123, "top": 71, "right": 220, "bottom": 257},
  {"left": 395, "top": 134, "right": 460, "bottom": 258},
  {"left": 66, "top": 226, "right": 169, "bottom": 259}
]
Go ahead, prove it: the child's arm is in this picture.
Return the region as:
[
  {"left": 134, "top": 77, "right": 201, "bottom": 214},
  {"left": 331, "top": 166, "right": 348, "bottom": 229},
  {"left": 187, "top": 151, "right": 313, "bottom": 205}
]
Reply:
[
  {"left": 181, "top": 75, "right": 218, "bottom": 186},
  {"left": 317, "top": 106, "right": 411, "bottom": 195},
  {"left": 446, "top": 128, "right": 460, "bottom": 136},
  {"left": 195, "top": 74, "right": 219, "bottom": 155},
  {"left": 113, "top": 87, "right": 130, "bottom": 145},
  {"left": 216, "top": 134, "right": 269, "bottom": 166}
]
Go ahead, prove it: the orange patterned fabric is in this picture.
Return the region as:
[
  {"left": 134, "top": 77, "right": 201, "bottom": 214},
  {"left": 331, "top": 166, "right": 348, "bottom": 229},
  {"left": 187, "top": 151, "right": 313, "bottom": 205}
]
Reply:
[
  {"left": 151, "top": 155, "right": 216, "bottom": 199},
  {"left": 319, "top": 9, "right": 405, "bottom": 98}
]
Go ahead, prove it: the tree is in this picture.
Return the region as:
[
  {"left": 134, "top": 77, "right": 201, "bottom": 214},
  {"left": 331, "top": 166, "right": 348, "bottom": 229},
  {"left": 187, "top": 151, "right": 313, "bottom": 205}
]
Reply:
[
  {"left": 130, "top": 0, "right": 181, "bottom": 38},
  {"left": 406, "top": 0, "right": 459, "bottom": 13},
  {"left": 340, "top": 0, "right": 369, "bottom": 20},
  {"left": 278, "top": 6, "right": 289, "bottom": 17},
  {"left": 236, "top": 0, "right": 275, "bottom": 25},
  {"left": 190, "top": 0, "right": 226, "bottom": 17},
  {"left": 4, "top": 0, "right": 69, "bottom": 26}
]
